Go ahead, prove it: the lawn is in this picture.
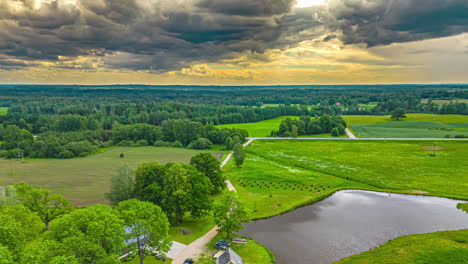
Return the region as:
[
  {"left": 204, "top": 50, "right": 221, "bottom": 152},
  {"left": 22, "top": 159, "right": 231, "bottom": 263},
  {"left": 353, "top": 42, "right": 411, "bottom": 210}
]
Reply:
[
  {"left": 342, "top": 114, "right": 468, "bottom": 138},
  {"left": 0, "top": 147, "right": 224, "bottom": 206},
  {"left": 216, "top": 116, "right": 299, "bottom": 137},
  {"left": 0, "top": 107, "right": 7, "bottom": 115},
  {"left": 334, "top": 229, "right": 468, "bottom": 264},
  {"left": 224, "top": 140, "right": 468, "bottom": 219},
  {"left": 205, "top": 234, "right": 274, "bottom": 264}
]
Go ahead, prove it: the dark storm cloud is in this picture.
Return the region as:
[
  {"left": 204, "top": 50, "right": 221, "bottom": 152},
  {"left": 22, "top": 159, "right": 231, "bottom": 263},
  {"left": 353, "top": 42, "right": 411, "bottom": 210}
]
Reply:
[
  {"left": 0, "top": 0, "right": 467, "bottom": 71},
  {"left": 327, "top": 0, "right": 468, "bottom": 46},
  {"left": 197, "top": 0, "right": 294, "bottom": 17}
]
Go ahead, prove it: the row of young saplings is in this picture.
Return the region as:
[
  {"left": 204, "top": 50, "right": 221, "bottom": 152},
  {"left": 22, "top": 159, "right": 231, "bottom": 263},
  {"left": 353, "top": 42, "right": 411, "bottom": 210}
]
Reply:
[{"left": 236, "top": 180, "right": 331, "bottom": 192}]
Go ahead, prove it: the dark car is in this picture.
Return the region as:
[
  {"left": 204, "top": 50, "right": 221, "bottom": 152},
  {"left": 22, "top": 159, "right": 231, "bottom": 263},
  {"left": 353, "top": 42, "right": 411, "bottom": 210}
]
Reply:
[
  {"left": 214, "top": 239, "right": 231, "bottom": 250},
  {"left": 183, "top": 259, "right": 194, "bottom": 264}
]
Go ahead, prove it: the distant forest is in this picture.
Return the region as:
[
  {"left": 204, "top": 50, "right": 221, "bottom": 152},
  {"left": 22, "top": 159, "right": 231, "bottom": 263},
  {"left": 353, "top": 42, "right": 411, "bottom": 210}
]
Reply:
[{"left": 0, "top": 84, "right": 467, "bottom": 159}]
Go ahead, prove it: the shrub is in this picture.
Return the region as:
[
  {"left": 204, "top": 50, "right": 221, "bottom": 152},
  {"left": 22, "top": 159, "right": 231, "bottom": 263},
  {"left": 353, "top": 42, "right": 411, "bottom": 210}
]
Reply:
[
  {"left": 153, "top": 140, "right": 165, "bottom": 147},
  {"left": 58, "top": 150, "right": 74, "bottom": 159},
  {"left": 188, "top": 138, "right": 212, "bottom": 150},
  {"left": 172, "top": 141, "right": 184, "bottom": 148},
  {"left": 117, "top": 140, "right": 134, "bottom": 147},
  {"left": 135, "top": 139, "right": 149, "bottom": 146},
  {"left": 454, "top": 135, "right": 465, "bottom": 138}
]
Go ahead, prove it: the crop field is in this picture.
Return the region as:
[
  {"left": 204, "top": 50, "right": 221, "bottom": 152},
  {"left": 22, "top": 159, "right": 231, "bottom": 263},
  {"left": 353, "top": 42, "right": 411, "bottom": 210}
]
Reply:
[
  {"left": 224, "top": 140, "right": 468, "bottom": 219},
  {"left": 0, "top": 147, "right": 224, "bottom": 206},
  {"left": 343, "top": 114, "right": 468, "bottom": 138},
  {"left": 334, "top": 229, "right": 468, "bottom": 264},
  {"left": 0, "top": 107, "right": 8, "bottom": 115}
]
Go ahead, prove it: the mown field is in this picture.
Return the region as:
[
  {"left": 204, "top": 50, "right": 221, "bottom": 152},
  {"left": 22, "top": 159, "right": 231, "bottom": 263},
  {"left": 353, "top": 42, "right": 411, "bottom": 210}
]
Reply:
[
  {"left": 0, "top": 147, "right": 224, "bottom": 206},
  {"left": 334, "top": 229, "right": 468, "bottom": 264},
  {"left": 343, "top": 114, "right": 468, "bottom": 138},
  {"left": 216, "top": 114, "right": 468, "bottom": 138},
  {"left": 216, "top": 116, "right": 299, "bottom": 137},
  {"left": 0, "top": 107, "right": 8, "bottom": 115},
  {"left": 224, "top": 140, "right": 468, "bottom": 219},
  {"left": 216, "top": 116, "right": 344, "bottom": 138}
]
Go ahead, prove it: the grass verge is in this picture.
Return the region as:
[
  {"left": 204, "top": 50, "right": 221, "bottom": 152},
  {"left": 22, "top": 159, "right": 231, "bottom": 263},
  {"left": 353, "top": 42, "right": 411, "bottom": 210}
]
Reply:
[{"left": 334, "top": 230, "right": 468, "bottom": 264}]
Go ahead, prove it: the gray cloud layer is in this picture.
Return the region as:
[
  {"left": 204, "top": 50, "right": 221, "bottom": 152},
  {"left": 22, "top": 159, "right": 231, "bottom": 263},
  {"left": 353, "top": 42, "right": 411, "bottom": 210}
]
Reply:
[{"left": 0, "top": 0, "right": 467, "bottom": 71}]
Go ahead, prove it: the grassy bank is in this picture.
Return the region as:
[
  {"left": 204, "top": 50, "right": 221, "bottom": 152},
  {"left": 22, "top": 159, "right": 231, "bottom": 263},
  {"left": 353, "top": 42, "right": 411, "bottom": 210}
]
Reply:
[
  {"left": 0, "top": 147, "right": 224, "bottom": 206},
  {"left": 334, "top": 230, "right": 468, "bottom": 264},
  {"left": 224, "top": 140, "right": 468, "bottom": 219},
  {"left": 205, "top": 234, "right": 275, "bottom": 264}
]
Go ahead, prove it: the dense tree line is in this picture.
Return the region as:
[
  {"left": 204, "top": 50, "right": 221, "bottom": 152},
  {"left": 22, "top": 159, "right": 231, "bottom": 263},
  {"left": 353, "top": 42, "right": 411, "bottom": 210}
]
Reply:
[
  {"left": 271, "top": 116, "right": 347, "bottom": 137},
  {"left": 0, "top": 121, "right": 246, "bottom": 159}
]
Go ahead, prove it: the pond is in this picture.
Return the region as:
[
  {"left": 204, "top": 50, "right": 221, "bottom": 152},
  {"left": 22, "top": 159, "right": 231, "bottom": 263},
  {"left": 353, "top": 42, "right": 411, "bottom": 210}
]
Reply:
[{"left": 238, "top": 190, "right": 468, "bottom": 264}]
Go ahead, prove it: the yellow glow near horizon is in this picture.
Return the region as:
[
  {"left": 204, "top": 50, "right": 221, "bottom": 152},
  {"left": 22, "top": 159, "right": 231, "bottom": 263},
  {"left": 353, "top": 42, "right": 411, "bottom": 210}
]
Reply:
[{"left": 296, "top": 0, "right": 326, "bottom": 8}]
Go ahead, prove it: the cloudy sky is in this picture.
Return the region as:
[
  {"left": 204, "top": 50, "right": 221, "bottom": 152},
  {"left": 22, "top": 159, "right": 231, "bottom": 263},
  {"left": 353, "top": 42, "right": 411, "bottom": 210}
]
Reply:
[{"left": 1, "top": 0, "right": 467, "bottom": 84}]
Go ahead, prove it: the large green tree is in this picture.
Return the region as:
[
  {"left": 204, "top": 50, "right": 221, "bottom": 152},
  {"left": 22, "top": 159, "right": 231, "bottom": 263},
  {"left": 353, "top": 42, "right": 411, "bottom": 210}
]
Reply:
[
  {"left": 134, "top": 162, "right": 166, "bottom": 204},
  {"left": 391, "top": 108, "right": 407, "bottom": 120},
  {"left": 116, "top": 199, "right": 171, "bottom": 264},
  {"left": 45, "top": 205, "right": 125, "bottom": 264},
  {"left": 15, "top": 183, "right": 72, "bottom": 230},
  {"left": 161, "top": 163, "right": 213, "bottom": 224},
  {"left": 0, "top": 245, "right": 14, "bottom": 264},
  {"left": 190, "top": 153, "right": 225, "bottom": 193},
  {"left": 105, "top": 165, "right": 135, "bottom": 206},
  {"left": 214, "top": 192, "right": 249, "bottom": 240},
  {"left": 0, "top": 205, "right": 42, "bottom": 260},
  {"left": 233, "top": 143, "right": 245, "bottom": 167}
]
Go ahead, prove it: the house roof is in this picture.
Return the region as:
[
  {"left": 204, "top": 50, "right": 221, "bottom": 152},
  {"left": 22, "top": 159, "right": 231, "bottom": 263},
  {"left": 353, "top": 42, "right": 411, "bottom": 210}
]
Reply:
[{"left": 216, "top": 248, "right": 243, "bottom": 264}]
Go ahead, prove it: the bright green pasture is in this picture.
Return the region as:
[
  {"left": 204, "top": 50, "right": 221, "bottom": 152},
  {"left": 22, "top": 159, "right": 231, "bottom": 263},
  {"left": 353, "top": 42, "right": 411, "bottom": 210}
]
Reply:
[
  {"left": 224, "top": 140, "right": 468, "bottom": 219},
  {"left": 206, "top": 234, "right": 275, "bottom": 264},
  {"left": 0, "top": 147, "right": 224, "bottom": 206},
  {"left": 458, "top": 203, "right": 468, "bottom": 213},
  {"left": 352, "top": 121, "right": 468, "bottom": 138},
  {"left": 0, "top": 107, "right": 8, "bottom": 115},
  {"left": 343, "top": 114, "right": 468, "bottom": 125},
  {"left": 343, "top": 114, "right": 468, "bottom": 138},
  {"left": 246, "top": 140, "right": 468, "bottom": 200},
  {"left": 216, "top": 116, "right": 299, "bottom": 137},
  {"left": 334, "top": 230, "right": 468, "bottom": 264}
]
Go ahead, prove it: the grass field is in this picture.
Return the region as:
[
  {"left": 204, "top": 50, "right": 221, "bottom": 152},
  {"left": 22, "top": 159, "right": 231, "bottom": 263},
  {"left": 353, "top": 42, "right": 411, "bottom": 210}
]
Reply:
[
  {"left": 224, "top": 140, "right": 468, "bottom": 219},
  {"left": 0, "top": 147, "right": 224, "bottom": 206},
  {"left": 216, "top": 116, "right": 299, "bottom": 137},
  {"left": 0, "top": 107, "right": 8, "bottom": 115},
  {"left": 343, "top": 114, "right": 468, "bottom": 138},
  {"left": 334, "top": 230, "right": 468, "bottom": 264}
]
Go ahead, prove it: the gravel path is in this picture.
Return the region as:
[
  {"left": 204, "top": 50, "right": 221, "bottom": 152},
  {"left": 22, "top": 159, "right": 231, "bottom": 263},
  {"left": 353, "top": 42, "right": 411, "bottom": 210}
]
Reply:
[
  {"left": 171, "top": 139, "right": 255, "bottom": 263},
  {"left": 345, "top": 128, "right": 356, "bottom": 139},
  {"left": 171, "top": 226, "right": 218, "bottom": 264}
]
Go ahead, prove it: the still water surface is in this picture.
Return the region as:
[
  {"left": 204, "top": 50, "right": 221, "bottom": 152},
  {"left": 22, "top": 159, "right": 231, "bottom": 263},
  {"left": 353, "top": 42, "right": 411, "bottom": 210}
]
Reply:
[{"left": 239, "top": 190, "right": 468, "bottom": 264}]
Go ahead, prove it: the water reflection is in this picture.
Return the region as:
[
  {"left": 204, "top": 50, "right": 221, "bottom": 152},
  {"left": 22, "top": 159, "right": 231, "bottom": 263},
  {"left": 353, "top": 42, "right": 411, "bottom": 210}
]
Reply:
[{"left": 239, "top": 190, "right": 468, "bottom": 264}]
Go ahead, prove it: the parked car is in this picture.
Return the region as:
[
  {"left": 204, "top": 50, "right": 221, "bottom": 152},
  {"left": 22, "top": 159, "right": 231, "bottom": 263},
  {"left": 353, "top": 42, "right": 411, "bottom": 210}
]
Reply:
[
  {"left": 214, "top": 239, "right": 231, "bottom": 250},
  {"left": 183, "top": 259, "right": 194, "bottom": 264}
]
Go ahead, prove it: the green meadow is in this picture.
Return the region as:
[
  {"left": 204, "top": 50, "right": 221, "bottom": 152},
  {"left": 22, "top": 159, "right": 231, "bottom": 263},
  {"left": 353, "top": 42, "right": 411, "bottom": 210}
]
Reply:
[
  {"left": 334, "top": 230, "right": 468, "bottom": 264},
  {"left": 216, "top": 114, "right": 468, "bottom": 138},
  {"left": 216, "top": 116, "right": 299, "bottom": 137},
  {"left": 0, "top": 107, "right": 8, "bottom": 115},
  {"left": 224, "top": 140, "right": 468, "bottom": 219},
  {"left": 0, "top": 147, "right": 224, "bottom": 206},
  {"left": 343, "top": 114, "right": 468, "bottom": 138}
]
